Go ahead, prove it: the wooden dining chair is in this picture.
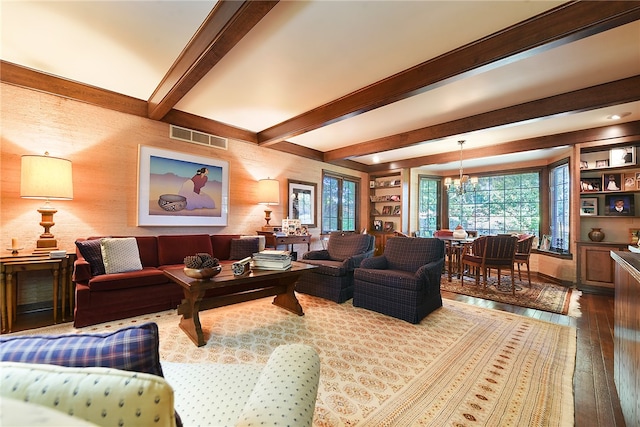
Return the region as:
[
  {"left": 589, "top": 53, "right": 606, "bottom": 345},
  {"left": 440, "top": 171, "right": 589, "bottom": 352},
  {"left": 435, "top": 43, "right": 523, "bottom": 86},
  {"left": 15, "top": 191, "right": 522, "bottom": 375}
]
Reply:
[
  {"left": 514, "top": 234, "right": 535, "bottom": 287},
  {"left": 461, "top": 235, "right": 518, "bottom": 294}
]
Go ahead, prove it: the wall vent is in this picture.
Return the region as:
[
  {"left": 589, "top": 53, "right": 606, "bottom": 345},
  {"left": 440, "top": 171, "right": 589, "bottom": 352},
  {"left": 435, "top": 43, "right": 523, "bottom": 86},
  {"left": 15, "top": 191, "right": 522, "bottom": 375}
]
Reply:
[{"left": 170, "top": 125, "right": 227, "bottom": 150}]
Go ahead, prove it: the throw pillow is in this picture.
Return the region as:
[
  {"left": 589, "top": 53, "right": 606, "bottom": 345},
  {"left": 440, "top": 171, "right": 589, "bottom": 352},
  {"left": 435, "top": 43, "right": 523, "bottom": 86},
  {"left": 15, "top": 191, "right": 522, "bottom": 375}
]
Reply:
[
  {"left": 75, "top": 239, "right": 106, "bottom": 276},
  {"left": 229, "top": 237, "right": 259, "bottom": 260},
  {"left": 101, "top": 237, "right": 143, "bottom": 274},
  {"left": 0, "top": 322, "right": 163, "bottom": 376}
]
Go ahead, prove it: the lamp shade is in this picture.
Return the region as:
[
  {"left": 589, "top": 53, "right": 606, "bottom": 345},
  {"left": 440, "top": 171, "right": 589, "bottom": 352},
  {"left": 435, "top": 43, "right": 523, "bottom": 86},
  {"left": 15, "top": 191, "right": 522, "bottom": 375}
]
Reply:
[
  {"left": 21, "top": 154, "right": 73, "bottom": 200},
  {"left": 257, "top": 178, "right": 279, "bottom": 205}
]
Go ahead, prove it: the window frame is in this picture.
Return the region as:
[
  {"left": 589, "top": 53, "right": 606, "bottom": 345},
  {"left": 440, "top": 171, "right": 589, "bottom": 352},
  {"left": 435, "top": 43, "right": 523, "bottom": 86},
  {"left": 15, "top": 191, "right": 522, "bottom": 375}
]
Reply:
[{"left": 321, "top": 170, "right": 361, "bottom": 233}]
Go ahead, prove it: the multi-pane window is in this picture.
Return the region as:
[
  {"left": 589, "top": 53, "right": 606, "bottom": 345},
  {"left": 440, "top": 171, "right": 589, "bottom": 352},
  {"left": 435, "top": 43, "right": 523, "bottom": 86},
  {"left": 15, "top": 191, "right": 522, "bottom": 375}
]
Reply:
[
  {"left": 549, "top": 162, "right": 570, "bottom": 252},
  {"left": 322, "top": 172, "right": 359, "bottom": 233},
  {"left": 447, "top": 172, "right": 540, "bottom": 236},
  {"left": 417, "top": 175, "right": 440, "bottom": 237}
]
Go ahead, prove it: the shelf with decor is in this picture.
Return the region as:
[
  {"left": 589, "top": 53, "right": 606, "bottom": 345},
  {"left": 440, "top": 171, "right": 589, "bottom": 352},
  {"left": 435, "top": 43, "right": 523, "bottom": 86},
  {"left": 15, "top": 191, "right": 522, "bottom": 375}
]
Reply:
[{"left": 368, "top": 170, "right": 409, "bottom": 254}]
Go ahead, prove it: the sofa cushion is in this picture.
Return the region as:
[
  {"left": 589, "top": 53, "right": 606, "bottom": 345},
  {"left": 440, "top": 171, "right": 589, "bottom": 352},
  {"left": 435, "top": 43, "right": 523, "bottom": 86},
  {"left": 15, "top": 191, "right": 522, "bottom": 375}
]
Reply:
[
  {"left": 87, "top": 267, "right": 169, "bottom": 291},
  {"left": 75, "top": 239, "right": 106, "bottom": 276},
  {"left": 157, "top": 234, "right": 213, "bottom": 266},
  {"left": 229, "top": 237, "right": 259, "bottom": 260},
  {"left": 328, "top": 233, "right": 372, "bottom": 261},
  {"left": 210, "top": 234, "right": 239, "bottom": 260},
  {"left": 0, "top": 322, "right": 164, "bottom": 377},
  {"left": 0, "top": 362, "right": 176, "bottom": 427},
  {"left": 100, "top": 237, "right": 143, "bottom": 274}
]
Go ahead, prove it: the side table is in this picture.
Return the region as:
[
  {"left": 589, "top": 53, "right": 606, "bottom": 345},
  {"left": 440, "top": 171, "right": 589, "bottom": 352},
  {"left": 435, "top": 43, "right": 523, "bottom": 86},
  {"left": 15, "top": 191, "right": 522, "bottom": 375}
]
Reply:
[{"left": 0, "top": 253, "right": 75, "bottom": 333}]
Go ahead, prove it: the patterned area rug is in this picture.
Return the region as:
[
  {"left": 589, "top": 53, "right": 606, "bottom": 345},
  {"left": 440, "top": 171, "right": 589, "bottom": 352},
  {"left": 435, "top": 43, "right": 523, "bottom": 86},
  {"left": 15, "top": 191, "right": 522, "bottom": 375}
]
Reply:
[
  {"left": 14, "top": 295, "right": 576, "bottom": 426},
  {"left": 441, "top": 273, "right": 581, "bottom": 316}
]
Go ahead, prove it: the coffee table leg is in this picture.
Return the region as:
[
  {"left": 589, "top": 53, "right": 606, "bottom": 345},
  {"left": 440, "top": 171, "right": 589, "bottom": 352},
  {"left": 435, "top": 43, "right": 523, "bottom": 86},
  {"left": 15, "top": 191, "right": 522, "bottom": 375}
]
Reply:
[
  {"left": 177, "top": 289, "right": 207, "bottom": 347},
  {"left": 272, "top": 275, "right": 304, "bottom": 316}
]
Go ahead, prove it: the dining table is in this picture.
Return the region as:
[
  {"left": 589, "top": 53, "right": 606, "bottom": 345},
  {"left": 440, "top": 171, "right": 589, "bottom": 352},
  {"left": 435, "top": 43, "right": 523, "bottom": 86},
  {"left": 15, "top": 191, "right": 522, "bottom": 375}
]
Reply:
[{"left": 436, "top": 236, "right": 476, "bottom": 281}]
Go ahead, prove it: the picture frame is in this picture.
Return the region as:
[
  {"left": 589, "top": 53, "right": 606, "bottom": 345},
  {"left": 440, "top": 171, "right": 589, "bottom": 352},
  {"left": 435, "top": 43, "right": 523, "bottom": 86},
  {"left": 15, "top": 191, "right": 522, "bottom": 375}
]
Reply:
[
  {"left": 282, "top": 218, "right": 303, "bottom": 235},
  {"left": 580, "top": 178, "right": 601, "bottom": 192},
  {"left": 602, "top": 173, "right": 622, "bottom": 192},
  {"left": 580, "top": 197, "right": 598, "bottom": 216},
  {"left": 579, "top": 160, "right": 589, "bottom": 170},
  {"left": 287, "top": 180, "right": 317, "bottom": 227},
  {"left": 539, "top": 234, "right": 552, "bottom": 251},
  {"left": 624, "top": 174, "right": 636, "bottom": 190},
  {"left": 392, "top": 205, "right": 401, "bottom": 215},
  {"left": 595, "top": 159, "right": 609, "bottom": 168},
  {"left": 382, "top": 205, "right": 392, "bottom": 215},
  {"left": 630, "top": 228, "right": 640, "bottom": 245},
  {"left": 383, "top": 221, "right": 394, "bottom": 232},
  {"left": 137, "top": 145, "right": 229, "bottom": 226},
  {"left": 605, "top": 194, "right": 634, "bottom": 216},
  {"left": 609, "top": 146, "right": 635, "bottom": 167},
  {"left": 373, "top": 220, "right": 383, "bottom": 231}
]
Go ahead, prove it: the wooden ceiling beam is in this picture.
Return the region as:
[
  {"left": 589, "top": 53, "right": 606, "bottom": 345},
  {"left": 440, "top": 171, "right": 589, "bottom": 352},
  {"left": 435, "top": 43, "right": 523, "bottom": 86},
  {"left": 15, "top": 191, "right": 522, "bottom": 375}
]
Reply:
[
  {"left": 147, "top": 0, "right": 279, "bottom": 120},
  {"left": 325, "top": 75, "right": 640, "bottom": 162},
  {"left": 257, "top": 1, "right": 640, "bottom": 147},
  {"left": 366, "top": 120, "right": 640, "bottom": 173}
]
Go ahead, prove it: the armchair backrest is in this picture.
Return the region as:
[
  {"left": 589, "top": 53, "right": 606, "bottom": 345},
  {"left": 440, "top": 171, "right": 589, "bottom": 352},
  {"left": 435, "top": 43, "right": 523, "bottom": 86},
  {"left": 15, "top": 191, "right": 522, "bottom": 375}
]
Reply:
[
  {"left": 383, "top": 237, "right": 444, "bottom": 272},
  {"left": 327, "top": 232, "right": 375, "bottom": 261},
  {"left": 482, "top": 235, "right": 518, "bottom": 266}
]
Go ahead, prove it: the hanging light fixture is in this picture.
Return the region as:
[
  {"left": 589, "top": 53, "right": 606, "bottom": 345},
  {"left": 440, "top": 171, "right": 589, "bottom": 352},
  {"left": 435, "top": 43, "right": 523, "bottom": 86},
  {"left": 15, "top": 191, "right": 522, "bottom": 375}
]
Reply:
[{"left": 444, "top": 140, "right": 478, "bottom": 196}]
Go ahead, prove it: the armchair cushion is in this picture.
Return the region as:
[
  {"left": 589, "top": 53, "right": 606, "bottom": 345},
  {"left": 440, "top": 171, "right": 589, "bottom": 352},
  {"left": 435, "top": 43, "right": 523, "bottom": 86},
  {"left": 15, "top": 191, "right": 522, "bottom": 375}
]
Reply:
[{"left": 327, "top": 233, "right": 372, "bottom": 261}]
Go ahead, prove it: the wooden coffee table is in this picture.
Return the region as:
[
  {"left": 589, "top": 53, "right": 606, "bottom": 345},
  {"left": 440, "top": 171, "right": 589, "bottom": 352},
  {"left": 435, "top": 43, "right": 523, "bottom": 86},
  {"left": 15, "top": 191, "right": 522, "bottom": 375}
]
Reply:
[{"left": 163, "top": 262, "right": 315, "bottom": 346}]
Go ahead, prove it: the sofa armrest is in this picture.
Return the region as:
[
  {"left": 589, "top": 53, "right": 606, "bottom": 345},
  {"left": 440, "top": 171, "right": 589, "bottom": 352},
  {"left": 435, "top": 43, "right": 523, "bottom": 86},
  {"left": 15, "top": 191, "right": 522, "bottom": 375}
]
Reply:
[
  {"left": 360, "top": 255, "right": 388, "bottom": 270},
  {"left": 345, "top": 249, "right": 375, "bottom": 270},
  {"left": 73, "top": 259, "right": 93, "bottom": 283},
  {"left": 237, "top": 344, "right": 320, "bottom": 427},
  {"left": 303, "top": 249, "right": 330, "bottom": 260}
]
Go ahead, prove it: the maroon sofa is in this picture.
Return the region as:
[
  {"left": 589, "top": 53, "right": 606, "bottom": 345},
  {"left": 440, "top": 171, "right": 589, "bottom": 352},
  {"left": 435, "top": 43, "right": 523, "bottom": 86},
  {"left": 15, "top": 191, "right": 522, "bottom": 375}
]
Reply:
[{"left": 72, "top": 234, "right": 252, "bottom": 327}]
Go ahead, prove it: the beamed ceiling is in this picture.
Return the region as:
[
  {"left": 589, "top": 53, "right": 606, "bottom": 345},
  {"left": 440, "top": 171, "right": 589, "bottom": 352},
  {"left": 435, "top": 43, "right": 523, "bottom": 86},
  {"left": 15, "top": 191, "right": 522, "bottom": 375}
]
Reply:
[{"left": 2, "top": 1, "right": 640, "bottom": 174}]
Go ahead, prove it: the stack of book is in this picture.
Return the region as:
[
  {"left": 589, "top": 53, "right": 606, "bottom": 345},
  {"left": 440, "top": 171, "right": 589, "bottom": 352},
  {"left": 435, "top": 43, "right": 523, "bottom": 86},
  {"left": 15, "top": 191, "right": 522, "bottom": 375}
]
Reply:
[{"left": 251, "top": 250, "right": 292, "bottom": 270}]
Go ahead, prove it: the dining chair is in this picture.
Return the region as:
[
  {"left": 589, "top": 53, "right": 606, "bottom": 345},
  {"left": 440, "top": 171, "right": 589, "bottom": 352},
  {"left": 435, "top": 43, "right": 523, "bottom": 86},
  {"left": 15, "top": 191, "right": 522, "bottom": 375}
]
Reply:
[
  {"left": 461, "top": 235, "right": 518, "bottom": 294},
  {"left": 514, "top": 234, "right": 535, "bottom": 287}
]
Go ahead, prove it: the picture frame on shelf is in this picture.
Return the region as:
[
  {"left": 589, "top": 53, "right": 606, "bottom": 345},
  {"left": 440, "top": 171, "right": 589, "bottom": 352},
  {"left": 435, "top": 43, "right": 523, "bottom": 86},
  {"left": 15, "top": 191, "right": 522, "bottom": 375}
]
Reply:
[
  {"left": 629, "top": 228, "right": 640, "bottom": 245},
  {"left": 580, "top": 197, "right": 598, "bottom": 216},
  {"left": 580, "top": 177, "right": 601, "bottom": 192},
  {"left": 282, "top": 218, "right": 303, "bottom": 234},
  {"left": 609, "top": 146, "right": 635, "bottom": 167},
  {"left": 579, "top": 160, "right": 588, "bottom": 170},
  {"left": 137, "top": 145, "right": 229, "bottom": 226},
  {"left": 373, "top": 220, "right": 383, "bottom": 231},
  {"left": 383, "top": 221, "right": 394, "bottom": 232},
  {"left": 604, "top": 194, "right": 634, "bottom": 216},
  {"left": 382, "top": 205, "right": 392, "bottom": 215},
  {"left": 602, "top": 173, "right": 622, "bottom": 191},
  {"left": 539, "top": 235, "right": 551, "bottom": 251},
  {"left": 624, "top": 174, "right": 636, "bottom": 190},
  {"left": 392, "top": 205, "right": 401, "bottom": 215},
  {"left": 287, "top": 180, "right": 317, "bottom": 227},
  {"left": 595, "top": 159, "right": 609, "bottom": 168}
]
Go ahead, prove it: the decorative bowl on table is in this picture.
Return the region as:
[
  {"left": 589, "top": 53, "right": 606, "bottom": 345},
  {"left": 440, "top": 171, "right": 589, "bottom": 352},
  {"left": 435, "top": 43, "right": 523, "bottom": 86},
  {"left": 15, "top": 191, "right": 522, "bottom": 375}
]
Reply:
[
  {"left": 158, "top": 194, "right": 187, "bottom": 212},
  {"left": 183, "top": 266, "right": 222, "bottom": 280}
]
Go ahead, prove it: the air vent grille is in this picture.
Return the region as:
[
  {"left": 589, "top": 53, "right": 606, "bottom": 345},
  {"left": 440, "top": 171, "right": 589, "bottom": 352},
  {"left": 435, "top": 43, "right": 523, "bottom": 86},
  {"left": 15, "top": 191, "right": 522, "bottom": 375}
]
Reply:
[{"left": 170, "top": 125, "right": 227, "bottom": 150}]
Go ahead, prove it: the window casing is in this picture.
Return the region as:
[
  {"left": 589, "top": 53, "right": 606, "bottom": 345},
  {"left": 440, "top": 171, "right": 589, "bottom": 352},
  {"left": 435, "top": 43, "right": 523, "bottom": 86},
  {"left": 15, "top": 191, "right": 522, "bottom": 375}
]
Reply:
[
  {"left": 417, "top": 175, "right": 441, "bottom": 237},
  {"left": 549, "top": 161, "right": 570, "bottom": 253},
  {"left": 322, "top": 172, "right": 360, "bottom": 233}
]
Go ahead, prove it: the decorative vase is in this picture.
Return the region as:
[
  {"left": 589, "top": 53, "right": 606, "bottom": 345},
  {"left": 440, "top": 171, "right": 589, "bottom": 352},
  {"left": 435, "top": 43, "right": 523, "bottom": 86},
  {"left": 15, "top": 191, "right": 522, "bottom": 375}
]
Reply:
[
  {"left": 452, "top": 225, "right": 468, "bottom": 239},
  {"left": 588, "top": 228, "right": 605, "bottom": 242}
]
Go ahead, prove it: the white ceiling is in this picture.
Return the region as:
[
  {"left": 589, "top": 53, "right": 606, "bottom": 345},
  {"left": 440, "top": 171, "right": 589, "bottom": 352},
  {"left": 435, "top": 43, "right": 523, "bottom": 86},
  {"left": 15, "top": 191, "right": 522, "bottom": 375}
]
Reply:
[{"left": 2, "top": 1, "right": 639, "bottom": 172}]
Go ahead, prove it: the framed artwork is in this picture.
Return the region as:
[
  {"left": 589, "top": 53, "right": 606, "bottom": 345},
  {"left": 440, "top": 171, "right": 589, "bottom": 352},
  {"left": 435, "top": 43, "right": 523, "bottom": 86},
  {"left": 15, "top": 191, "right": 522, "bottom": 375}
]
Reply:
[
  {"left": 137, "top": 145, "right": 228, "bottom": 226},
  {"left": 580, "top": 178, "right": 601, "bottom": 192},
  {"left": 392, "top": 205, "right": 401, "bottom": 215},
  {"left": 580, "top": 198, "right": 598, "bottom": 216},
  {"left": 609, "top": 146, "right": 635, "bottom": 167},
  {"left": 383, "top": 221, "right": 394, "bottom": 232},
  {"left": 624, "top": 174, "right": 636, "bottom": 190},
  {"left": 602, "top": 173, "right": 622, "bottom": 191},
  {"left": 595, "top": 159, "right": 609, "bottom": 168},
  {"left": 373, "top": 220, "right": 383, "bottom": 231},
  {"left": 630, "top": 228, "right": 640, "bottom": 245},
  {"left": 579, "top": 160, "right": 589, "bottom": 170},
  {"left": 539, "top": 235, "right": 552, "bottom": 251},
  {"left": 605, "top": 194, "right": 634, "bottom": 216},
  {"left": 282, "top": 218, "right": 303, "bottom": 235},
  {"left": 287, "top": 180, "right": 317, "bottom": 227},
  {"left": 382, "top": 205, "right": 392, "bottom": 215}
]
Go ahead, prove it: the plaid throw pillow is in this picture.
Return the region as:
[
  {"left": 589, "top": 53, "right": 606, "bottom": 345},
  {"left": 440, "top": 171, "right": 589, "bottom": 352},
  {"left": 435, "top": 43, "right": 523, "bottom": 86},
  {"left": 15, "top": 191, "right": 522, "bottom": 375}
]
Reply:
[
  {"left": 229, "top": 237, "right": 259, "bottom": 260},
  {"left": 75, "top": 239, "right": 106, "bottom": 276},
  {"left": 0, "top": 322, "right": 163, "bottom": 376}
]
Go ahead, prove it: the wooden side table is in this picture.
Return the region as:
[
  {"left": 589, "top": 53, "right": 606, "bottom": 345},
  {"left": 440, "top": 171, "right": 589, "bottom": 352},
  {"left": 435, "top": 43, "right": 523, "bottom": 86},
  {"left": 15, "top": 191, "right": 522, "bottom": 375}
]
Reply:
[
  {"left": 0, "top": 253, "right": 74, "bottom": 333},
  {"left": 274, "top": 234, "right": 312, "bottom": 252}
]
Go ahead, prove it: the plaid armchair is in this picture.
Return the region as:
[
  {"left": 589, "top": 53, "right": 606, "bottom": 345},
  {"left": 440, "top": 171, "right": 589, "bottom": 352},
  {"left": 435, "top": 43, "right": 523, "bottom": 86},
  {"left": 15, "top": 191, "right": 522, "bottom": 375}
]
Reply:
[
  {"left": 296, "top": 232, "right": 375, "bottom": 303},
  {"left": 353, "top": 237, "right": 445, "bottom": 323}
]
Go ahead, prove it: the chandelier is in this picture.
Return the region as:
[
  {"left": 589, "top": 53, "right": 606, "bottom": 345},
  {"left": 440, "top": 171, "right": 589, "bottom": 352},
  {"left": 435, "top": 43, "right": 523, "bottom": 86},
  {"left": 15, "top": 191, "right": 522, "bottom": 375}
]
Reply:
[{"left": 444, "top": 140, "right": 478, "bottom": 196}]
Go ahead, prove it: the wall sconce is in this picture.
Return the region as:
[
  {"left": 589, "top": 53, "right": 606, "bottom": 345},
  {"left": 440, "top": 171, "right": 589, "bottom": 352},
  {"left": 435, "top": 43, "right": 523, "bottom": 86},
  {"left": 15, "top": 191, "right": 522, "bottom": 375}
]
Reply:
[
  {"left": 257, "top": 178, "right": 280, "bottom": 226},
  {"left": 444, "top": 140, "right": 478, "bottom": 196},
  {"left": 21, "top": 152, "right": 73, "bottom": 253}
]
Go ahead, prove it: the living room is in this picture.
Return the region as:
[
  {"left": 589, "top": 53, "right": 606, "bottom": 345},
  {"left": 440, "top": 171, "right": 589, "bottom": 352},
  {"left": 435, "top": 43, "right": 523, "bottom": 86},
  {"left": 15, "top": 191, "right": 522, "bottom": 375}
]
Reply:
[{"left": 1, "top": 2, "right": 639, "bottom": 426}]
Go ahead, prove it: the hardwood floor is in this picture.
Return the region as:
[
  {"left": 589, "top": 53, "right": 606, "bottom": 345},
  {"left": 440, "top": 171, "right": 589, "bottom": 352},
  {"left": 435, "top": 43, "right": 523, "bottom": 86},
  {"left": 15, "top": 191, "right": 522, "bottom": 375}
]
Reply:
[
  {"left": 11, "top": 290, "right": 626, "bottom": 426},
  {"left": 441, "top": 289, "right": 625, "bottom": 427}
]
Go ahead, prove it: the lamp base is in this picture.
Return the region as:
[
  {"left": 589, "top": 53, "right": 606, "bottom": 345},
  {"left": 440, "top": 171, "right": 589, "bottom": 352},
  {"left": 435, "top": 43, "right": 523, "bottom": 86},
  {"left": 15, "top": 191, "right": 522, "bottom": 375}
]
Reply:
[
  {"left": 33, "top": 238, "right": 59, "bottom": 254},
  {"left": 264, "top": 209, "right": 273, "bottom": 226}
]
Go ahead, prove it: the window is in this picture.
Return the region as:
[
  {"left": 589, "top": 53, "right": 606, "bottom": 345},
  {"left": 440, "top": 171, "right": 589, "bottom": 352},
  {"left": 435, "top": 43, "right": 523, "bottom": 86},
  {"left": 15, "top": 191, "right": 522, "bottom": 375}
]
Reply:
[
  {"left": 322, "top": 171, "right": 360, "bottom": 233},
  {"left": 549, "top": 162, "right": 570, "bottom": 253},
  {"left": 417, "top": 175, "right": 441, "bottom": 237},
  {"left": 448, "top": 171, "right": 540, "bottom": 236}
]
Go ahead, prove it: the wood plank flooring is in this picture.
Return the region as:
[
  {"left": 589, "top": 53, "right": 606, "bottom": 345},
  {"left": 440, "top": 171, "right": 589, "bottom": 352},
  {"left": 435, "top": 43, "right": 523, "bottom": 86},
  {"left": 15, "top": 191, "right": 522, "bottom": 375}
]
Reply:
[
  {"left": 11, "top": 290, "right": 626, "bottom": 426},
  {"left": 441, "top": 289, "right": 625, "bottom": 427}
]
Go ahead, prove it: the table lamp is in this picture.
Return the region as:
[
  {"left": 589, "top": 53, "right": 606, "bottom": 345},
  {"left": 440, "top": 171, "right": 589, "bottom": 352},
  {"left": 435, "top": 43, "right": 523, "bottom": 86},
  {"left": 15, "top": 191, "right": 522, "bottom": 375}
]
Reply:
[
  {"left": 257, "top": 178, "right": 279, "bottom": 226},
  {"left": 21, "top": 152, "right": 73, "bottom": 253}
]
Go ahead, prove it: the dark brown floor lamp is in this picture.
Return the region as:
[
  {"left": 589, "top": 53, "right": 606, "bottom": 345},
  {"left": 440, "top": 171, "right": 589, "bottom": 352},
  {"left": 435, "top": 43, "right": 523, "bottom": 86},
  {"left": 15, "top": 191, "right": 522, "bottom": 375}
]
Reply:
[{"left": 20, "top": 152, "right": 73, "bottom": 253}]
